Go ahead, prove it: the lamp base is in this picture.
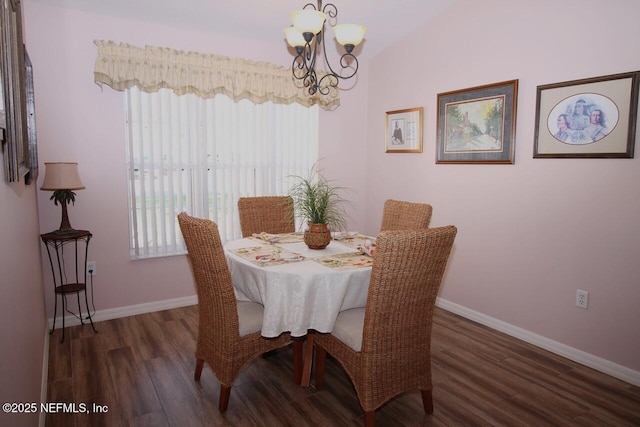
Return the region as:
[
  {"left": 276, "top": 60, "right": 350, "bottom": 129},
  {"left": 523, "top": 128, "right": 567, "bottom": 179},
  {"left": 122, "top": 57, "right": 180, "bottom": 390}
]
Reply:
[{"left": 55, "top": 201, "right": 76, "bottom": 234}]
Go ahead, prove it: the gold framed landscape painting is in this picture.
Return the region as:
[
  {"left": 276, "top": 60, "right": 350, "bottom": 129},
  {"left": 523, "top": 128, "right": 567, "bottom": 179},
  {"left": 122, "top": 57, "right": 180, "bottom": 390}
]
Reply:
[
  {"left": 533, "top": 71, "right": 639, "bottom": 158},
  {"left": 385, "top": 107, "right": 423, "bottom": 153},
  {"left": 436, "top": 80, "right": 518, "bottom": 164}
]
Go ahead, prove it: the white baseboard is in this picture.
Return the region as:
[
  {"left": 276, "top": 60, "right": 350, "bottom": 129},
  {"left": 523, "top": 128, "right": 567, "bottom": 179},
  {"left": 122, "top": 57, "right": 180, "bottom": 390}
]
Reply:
[
  {"left": 44, "top": 294, "right": 639, "bottom": 387},
  {"left": 47, "top": 295, "right": 198, "bottom": 329},
  {"left": 436, "top": 298, "right": 640, "bottom": 387}
]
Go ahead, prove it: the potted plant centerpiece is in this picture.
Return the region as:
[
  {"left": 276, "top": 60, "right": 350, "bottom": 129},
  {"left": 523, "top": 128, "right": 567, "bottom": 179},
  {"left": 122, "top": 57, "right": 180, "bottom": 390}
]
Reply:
[{"left": 288, "top": 166, "right": 349, "bottom": 249}]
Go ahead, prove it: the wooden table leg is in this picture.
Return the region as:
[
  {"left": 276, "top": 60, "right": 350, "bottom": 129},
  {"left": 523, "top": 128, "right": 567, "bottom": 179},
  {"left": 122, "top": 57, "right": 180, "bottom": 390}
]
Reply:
[
  {"left": 301, "top": 333, "right": 314, "bottom": 387},
  {"left": 293, "top": 340, "right": 303, "bottom": 385}
]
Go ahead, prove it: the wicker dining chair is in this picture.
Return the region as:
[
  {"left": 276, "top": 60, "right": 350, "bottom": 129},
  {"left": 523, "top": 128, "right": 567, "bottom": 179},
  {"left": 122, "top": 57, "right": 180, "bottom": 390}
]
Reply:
[
  {"left": 314, "top": 226, "right": 457, "bottom": 427},
  {"left": 237, "top": 196, "right": 296, "bottom": 238},
  {"left": 177, "top": 212, "right": 300, "bottom": 412},
  {"left": 379, "top": 199, "right": 433, "bottom": 231}
]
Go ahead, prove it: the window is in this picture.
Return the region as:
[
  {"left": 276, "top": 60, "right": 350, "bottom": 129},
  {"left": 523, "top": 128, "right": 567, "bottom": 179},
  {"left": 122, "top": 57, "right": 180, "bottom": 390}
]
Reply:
[{"left": 124, "top": 87, "right": 318, "bottom": 258}]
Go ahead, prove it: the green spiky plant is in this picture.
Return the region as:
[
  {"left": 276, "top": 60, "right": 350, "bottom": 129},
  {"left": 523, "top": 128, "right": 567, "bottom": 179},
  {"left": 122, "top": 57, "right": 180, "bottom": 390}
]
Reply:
[{"left": 288, "top": 165, "right": 350, "bottom": 231}]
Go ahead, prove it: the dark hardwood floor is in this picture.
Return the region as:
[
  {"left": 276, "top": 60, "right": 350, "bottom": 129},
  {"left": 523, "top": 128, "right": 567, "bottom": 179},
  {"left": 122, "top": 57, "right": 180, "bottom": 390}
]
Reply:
[{"left": 46, "top": 306, "right": 640, "bottom": 426}]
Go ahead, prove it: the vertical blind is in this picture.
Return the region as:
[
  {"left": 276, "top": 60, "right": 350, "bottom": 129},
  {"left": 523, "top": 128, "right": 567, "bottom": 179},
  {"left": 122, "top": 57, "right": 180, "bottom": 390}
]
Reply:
[{"left": 124, "top": 87, "right": 319, "bottom": 258}]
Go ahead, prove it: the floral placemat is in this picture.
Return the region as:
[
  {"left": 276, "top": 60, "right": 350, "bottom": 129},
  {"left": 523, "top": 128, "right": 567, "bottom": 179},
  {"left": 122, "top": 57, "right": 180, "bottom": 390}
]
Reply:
[
  {"left": 249, "top": 232, "right": 305, "bottom": 244},
  {"left": 231, "top": 246, "right": 306, "bottom": 267},
  {"left": 313, "top": 252, "right": 374, "bottom": 271},
  {"left": 334, "top": 234, "right": 377, "bottom": 256}
]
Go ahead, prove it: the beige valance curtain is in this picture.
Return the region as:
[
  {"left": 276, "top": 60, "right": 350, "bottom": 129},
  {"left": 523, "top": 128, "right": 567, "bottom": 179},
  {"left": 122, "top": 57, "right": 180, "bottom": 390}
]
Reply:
[{"left": 93, "top": 40, "right": 339, "bottom": 110}]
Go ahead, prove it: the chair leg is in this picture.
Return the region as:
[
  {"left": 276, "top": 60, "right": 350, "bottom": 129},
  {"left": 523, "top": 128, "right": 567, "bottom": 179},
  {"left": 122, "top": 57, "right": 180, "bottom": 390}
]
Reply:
[
  {"left": 421, "top": 389, "right": 433, "bottom": 414},
  {"left": 293, "top": 340, "right": 304, "bottom": 384},
  {"left": 315, "top": 345, "right": 326, "bottom": 389},
  {"left": 219, "top": 384, "right": 231, "bottom": 412},
  {"left": 301, "top": 334, "right": 315, "bottom": 387},
  {"left": 364, "top": 410, "right": 375, "bottom": 427},
  {"left": 194, "top": 358, "right": 204, "bottom": 381}
]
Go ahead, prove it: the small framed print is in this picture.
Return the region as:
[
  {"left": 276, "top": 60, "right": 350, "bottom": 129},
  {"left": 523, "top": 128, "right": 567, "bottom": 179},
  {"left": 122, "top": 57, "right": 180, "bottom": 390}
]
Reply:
[
  {"left": 385, "top": 107, "right": 423, "bottom": 153},
  {"left": 533, "top": 71, "right": 639, "bottom": 158}
]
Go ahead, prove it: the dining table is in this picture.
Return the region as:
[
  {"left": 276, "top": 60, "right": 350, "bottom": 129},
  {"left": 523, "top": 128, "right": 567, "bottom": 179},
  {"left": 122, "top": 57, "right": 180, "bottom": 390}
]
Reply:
[{"left": 223, "top": 231, "right": 376, "bottom": 386}]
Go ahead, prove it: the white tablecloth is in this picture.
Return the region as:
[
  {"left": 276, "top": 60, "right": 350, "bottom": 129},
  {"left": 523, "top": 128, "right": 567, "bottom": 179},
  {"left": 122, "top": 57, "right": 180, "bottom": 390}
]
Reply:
[{"left": 224, "top": 238, "right": 372, "bottom": 337}]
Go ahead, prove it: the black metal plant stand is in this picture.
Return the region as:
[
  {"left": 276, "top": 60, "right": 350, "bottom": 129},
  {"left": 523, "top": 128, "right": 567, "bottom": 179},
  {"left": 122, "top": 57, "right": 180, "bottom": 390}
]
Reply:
[{"left": 41, "top": 229, "right": 97, "bottom": 342}]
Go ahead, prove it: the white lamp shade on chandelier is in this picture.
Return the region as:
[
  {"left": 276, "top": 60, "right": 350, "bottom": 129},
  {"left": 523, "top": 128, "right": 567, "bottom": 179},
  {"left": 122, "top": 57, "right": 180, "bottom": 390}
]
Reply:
[
  {"left": 333, "top": 24, "right": 367, "bottom": 47},
  {"left": 286, "top": 21, "right": 366, "bottom": 49},
  {"left": 290, "top": 9, "right": 326, "bottom": 36},
  {"left": 285, "top": 26, "right": 307, "bottom": 48}
]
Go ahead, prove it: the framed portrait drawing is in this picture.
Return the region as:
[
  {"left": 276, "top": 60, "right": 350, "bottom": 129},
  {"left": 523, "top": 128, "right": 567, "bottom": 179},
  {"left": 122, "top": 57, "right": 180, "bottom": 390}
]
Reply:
[
  {"left": 437, "top": 80, "right": 518, "bottom": 164},
  {"left": 385, "top": 107, "right": 423, "bottom": 153},
  {"left": 533, "top": 71, "right": 639, "bottom": 158}
]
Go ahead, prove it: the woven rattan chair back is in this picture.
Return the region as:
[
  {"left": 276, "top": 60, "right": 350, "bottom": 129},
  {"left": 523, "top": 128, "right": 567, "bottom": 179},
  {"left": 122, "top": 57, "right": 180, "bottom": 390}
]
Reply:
[
  {"left": 238, "top": 196, "right": 295, "bottom": 237},
  {"left": 314, "top": 226, "right": 457, "bottom": 426},
  {"left": 379, "top": 199, "right": 432, "bottom": 231},
  {"left": 177, "top": 212, "right": 294, "bottom": 412}
]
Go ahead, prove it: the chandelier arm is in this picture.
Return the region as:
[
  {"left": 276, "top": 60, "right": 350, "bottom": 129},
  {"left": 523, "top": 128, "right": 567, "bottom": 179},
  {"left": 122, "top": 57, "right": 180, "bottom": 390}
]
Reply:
[
  {"left": 291, "top": 52, "right": 321, "bottom": 96},
  {"left": 291, "top": 56, "right": 307, "bottom": 80},
  {"left": 303, "top": 2, "right": 319, "bottom": 11},
  {"left": 337, "top": 52, "right": 359, "bottom": 79},
  {"left": 316, "top": 73, "right": 339, "bottom": 95},
  {"left": 307, "top": 67, "right": 319, "bottom": 95},
  {"left": 322, "top": 2, "right": 338, "bottom": 20},
  {"left": 307, "top": 37, "right": 319, "bottom": 72},
  {"left": 319, "top": 29, "right": 359, "bottom": 81}
]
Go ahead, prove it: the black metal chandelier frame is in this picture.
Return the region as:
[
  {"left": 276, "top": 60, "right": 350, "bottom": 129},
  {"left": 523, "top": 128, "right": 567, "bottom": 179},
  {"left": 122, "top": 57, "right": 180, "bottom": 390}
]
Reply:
[{"left": 290, "top": 1, "right": 360, "bottom": 96}]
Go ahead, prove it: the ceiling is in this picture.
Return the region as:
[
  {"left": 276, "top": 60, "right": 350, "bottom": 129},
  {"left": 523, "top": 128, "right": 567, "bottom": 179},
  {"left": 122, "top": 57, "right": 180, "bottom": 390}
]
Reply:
[{"left": 35, "top": 0, "right": 457, "bottom": 59}]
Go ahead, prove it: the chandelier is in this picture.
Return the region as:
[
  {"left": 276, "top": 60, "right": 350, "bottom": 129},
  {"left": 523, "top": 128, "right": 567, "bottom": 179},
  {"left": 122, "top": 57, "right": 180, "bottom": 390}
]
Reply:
[{"left": 284, "top": 1, "right": 366, "bottom": 96}]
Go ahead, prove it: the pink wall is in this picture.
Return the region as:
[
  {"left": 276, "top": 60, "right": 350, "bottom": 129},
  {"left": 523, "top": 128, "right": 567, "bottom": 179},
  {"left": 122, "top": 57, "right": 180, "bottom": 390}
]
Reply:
[
  {"left": 364, "top": 0, "right": 640, "bottom": 372},
  {"left": 0, "top": 178, "right": 46, "bottom": 426}
]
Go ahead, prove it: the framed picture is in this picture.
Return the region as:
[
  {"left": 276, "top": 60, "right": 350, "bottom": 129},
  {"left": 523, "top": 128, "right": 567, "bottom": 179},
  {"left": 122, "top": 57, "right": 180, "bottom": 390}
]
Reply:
[
  {"left": 1, "top": 0, "right": 30, "bottom": 183},
  {"left": 533, "top": 71, "right": 639, "bottom": 158},
  {"left": 437, "top": 80, "right": 518, "bottom": 164},
  {"left": 385, "top": 107, "right": 423, "bottom": 153},
  {"left": 24, "top": 49, "right": 38, "bottom": 184}
]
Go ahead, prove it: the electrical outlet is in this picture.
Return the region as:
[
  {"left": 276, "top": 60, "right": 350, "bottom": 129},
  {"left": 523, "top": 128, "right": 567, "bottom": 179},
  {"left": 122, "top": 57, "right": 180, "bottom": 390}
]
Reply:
[
  {"left": 576, "top": 290, "right": 588, "bottom": 309},
  {"left": 87, "top": 261, "right": 97, "bottom": 276}
]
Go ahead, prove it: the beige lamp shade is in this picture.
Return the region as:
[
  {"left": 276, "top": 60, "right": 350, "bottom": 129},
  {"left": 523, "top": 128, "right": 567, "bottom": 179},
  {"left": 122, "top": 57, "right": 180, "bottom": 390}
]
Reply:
[
  {"left": 41, "top": 162, "right": 85, "bottom": 190},
  {"left": 284, "top": 26, "right": 306, "bottom": 48},
  {"left": 334, "top": 24, "right": 367, "bottom": 46},
  {"left": 291, "top": 9, "right": 326, "bottom": 34}
]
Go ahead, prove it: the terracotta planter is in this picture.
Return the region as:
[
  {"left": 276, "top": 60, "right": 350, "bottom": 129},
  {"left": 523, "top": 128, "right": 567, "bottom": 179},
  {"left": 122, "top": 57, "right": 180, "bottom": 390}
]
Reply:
[{"left": 304, "top": 222, "right": 331, "bottom": 249}]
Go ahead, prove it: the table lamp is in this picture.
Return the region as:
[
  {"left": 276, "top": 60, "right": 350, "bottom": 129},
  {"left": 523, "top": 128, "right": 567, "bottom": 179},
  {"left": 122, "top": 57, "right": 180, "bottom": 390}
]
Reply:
[{"left": 40, "top": 162, "right": 85, "bottom": 233}]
